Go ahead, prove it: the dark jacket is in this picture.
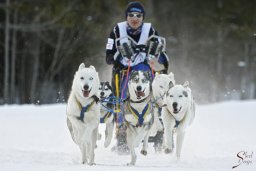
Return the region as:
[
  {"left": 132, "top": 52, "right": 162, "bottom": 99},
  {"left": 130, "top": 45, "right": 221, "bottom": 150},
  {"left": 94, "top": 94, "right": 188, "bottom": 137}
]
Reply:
[{"left": 106, "top": 23, "right": 158, "bottom": 65}]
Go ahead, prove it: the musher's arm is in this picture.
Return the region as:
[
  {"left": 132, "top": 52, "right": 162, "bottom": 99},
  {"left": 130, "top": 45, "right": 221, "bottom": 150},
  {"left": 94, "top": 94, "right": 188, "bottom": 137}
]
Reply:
[
  {"left": 106, "top": 26, "right": 119, "bottom": 65},
  {"left": 149, "top": 27, "right": 169, "bottom": 73}
]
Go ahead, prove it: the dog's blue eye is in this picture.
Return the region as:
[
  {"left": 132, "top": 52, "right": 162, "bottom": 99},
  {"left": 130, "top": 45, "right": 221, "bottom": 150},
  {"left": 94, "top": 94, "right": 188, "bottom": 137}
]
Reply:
[
  {"left": 80, "top": 77, "right": 84, "bottom": 80},
  {"left": 89, "top": 77, "right": 93, "bottom": 80}
]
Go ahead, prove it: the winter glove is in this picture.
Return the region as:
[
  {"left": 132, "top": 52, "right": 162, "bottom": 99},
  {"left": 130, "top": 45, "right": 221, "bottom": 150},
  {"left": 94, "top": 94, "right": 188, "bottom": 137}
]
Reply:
[{"left": 106, "top": 54, "right": 114, "bottom": 64}]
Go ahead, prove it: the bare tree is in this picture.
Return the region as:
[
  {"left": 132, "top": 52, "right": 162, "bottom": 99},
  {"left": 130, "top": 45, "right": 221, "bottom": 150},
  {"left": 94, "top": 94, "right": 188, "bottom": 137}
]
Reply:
[
  {"left": 10, "top": 9, "right": 17, "bottom": 103},
  {"left": 4, "top": 0, "right": 10, "bottom": 104}
]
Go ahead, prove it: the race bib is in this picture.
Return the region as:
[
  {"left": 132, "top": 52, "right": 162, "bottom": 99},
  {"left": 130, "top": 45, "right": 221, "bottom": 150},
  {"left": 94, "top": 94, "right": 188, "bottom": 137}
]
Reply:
[{"left": 106, "top": 38, "right": 114, "bottom": 50}]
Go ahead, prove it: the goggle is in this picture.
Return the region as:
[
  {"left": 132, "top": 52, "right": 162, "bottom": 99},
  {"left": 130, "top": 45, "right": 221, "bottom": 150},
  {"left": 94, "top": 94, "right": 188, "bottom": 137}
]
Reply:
[{"left": 128, "top": 13, "right": 143, "bottom": 18}]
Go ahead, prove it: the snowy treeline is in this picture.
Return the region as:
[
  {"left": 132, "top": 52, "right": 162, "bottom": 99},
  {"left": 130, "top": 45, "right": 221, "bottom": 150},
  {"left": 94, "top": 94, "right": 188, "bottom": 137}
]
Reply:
[{"left": 0, "top": 0, "right": 255, "bottom": 104}]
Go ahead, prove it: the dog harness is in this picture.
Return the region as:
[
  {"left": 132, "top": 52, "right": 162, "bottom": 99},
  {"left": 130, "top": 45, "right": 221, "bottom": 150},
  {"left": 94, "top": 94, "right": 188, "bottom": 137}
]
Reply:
[
  {"left": 165, "top": 107, "right": 184, "bottom": 128},
  {"left": 76, "top": 95, "right": 99, "bottom": 122},
  {"left": 99, "top": 94, "right": 115, "bottom": 123},
  {"left": 100, "top": 111, "right": 112, "bottom": 123},
  {"left": 151, "top": 94, "right": 167, "bottom": 108},
  {"left": 126, "top": 101, "right": 152, "bottom": 127},
  {"left": 174, "top": 120, "right": 180, "bottom": 128}
]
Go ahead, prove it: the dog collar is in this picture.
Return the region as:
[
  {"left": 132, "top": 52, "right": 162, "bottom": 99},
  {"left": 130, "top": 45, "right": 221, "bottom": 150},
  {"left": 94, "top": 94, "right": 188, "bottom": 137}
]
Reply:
[
  {"left": 130, "top": 94, "right": 151, "bottom": 103},
  {"left": 130, "top": 98, "right": 147, "bottom": 103}
]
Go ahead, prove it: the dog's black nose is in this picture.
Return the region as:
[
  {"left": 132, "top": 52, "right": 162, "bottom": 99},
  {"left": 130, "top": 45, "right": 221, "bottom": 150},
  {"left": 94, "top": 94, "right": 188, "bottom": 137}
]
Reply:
[
  {"left": 100, "top": 92, "right": 104, "bottom": 96},
  {"left": 172, "top": 102, "right": 178, "bottom": 109},
  {"left": 83, "top": 84, "right": 89, "bottom": 90},
  {"left": 136, "top": 86, "right": 142, "bottom": 91}
]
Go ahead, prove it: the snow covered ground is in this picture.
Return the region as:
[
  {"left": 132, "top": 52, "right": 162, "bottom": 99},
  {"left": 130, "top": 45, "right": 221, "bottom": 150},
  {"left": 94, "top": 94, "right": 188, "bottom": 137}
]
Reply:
[{"left": 0, "top": 101, "right": 256, "bottom": 171}]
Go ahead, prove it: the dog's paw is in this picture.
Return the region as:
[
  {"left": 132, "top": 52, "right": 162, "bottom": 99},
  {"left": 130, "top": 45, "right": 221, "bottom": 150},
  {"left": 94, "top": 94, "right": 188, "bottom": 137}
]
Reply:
[
  {"left": 140, "top": 150, "right": 147, "bottom": 156},
  {"left": 88, "top": 162, "right": 96, "bottom": 166},
  {"left": 97, "top": 133, "right": 102, "bottom": 140},
  {"left": 104, "top": 140, "right": 111, "bottom": 148},
  {"left": 126, "top": 162, "right": 135, "bottom": 166},
  {"left": 164, "top": 148, "right": 173, "bottom": 154}
]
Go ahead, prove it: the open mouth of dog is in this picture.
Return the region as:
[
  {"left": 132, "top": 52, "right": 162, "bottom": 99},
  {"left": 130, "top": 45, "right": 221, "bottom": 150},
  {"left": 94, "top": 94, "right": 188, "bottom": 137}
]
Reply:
[
  {"left": 135, "top": 90, "right": 145, "bottom": 99},
  {"left": 173, "top": 106, "right": 182, "bottom": 114},
  {"left": 82, "top": 88, "right": 91, "bottom": 97}
]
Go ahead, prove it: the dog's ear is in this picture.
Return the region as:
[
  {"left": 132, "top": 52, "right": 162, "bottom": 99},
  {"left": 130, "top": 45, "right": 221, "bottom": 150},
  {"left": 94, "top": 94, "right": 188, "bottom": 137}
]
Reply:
[
  {"left": 106, "top": 81, "right": 112, "bottom": 90},
  {"left": 168, "top": 72, "right": 174, "bottom": 78},
  {"left": 168, "top": 72, "right": 175, "bottom": 82},
  {"left": 183, "top": 81, "right": 189, "bottom": 88},
  {"left": 89, "top": 65, "right": 96, "bottom": 71},
  {"left": 78, "top": 63, "right": 85, "bottom": 70},
  {"left": 168, "top": 81, "right": 174, "bottom": 89},
  {"left": 183, "top": 91, "right": 188, "bottom": 97},
  {"left": 129, "top": 70, "right": 137, "bottom": 80}
]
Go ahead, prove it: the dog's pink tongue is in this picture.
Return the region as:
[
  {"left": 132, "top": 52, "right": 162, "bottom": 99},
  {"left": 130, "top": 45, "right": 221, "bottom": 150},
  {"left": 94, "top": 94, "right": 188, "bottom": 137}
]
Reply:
[
  {"left": 136, "top": 91, "right": 145, "bottom": 97},
  {"left": 83, "top": 90, "right": 90, "bottom": 97}
]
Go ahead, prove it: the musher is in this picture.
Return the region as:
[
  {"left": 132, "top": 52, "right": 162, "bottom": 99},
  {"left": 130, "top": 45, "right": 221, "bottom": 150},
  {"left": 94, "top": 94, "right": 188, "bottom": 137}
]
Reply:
[{"left": 105, "top": 1, "right": 169, "bottom": 154}]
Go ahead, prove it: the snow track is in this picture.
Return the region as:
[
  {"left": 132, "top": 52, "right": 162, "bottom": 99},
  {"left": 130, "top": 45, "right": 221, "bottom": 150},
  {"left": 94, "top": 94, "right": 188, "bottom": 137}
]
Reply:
[{"left": 0, "top": 101, "right": 255, "bottom": 171}]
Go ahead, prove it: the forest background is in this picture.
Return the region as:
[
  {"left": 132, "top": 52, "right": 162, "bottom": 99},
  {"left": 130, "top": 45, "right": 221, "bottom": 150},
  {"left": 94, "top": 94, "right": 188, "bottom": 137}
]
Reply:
[{"left": 0, "top": 0, "right": 255, "bottom": 104}]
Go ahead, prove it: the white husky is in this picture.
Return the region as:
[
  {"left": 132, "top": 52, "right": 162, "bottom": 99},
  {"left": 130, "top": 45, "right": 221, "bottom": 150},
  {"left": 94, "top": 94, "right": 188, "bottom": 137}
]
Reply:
[
  {"left": 66, "top": 63, "right": 100, "bottom": 165},
  {"left": 150, "top": 72, "right": 176, "bottom": 136},
  {"left": 162, "top": 81, "right": 195, "bottom": 159},
  {"left": 152, "top": 72, "right": 176, "bottom": 107},
  {"left": 124, "top": 70, "right": 153, "bottom": 165}
]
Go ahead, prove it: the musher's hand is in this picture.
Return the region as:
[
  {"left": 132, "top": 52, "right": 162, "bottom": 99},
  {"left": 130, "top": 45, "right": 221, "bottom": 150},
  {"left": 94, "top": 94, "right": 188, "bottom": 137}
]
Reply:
[
  {"left": 147, "top": 54, "right": 155, "bottom": 61},
  {"left": 131, "top": 52, "right": 147, "bottom": 62},
  {"left": 134, "top": 45, "right": 147, "bottom": 53}
]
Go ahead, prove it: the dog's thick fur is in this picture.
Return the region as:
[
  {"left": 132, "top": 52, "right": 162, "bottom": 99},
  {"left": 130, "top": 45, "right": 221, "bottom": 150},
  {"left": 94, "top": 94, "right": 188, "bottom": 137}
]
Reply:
[
  {"left": 152, "top": 72, "right": 175, "bottom": 107},
  {"left": 66, "top": 63, "right": 100, "bottom": 165},
  {"left": 150, "top": 72, "right": 176, "bottom": 136},
  {"left": 98, "top": 81, "right": 115, "bottom": 148},
  {"left": 162, "top": 81, "right": 195, "bottom": 159},
  {"left": 124, "top": 70, "right": 153, "bottom": 165}
]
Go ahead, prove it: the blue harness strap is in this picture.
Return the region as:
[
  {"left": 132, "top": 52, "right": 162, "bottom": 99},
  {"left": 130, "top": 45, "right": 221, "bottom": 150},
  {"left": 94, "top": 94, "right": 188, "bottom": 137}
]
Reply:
[
  {"left": 77, "top": 100, "right": 96, "bottom": 122},
  {"left": 128, "top": 102, "right": 150, "bottom": 126},
  {"left": 174, "top": 120, "right": 180, "bottom": 128},
  {"left": 100, "top": 111, "right": 111, "bottom": 123}
]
